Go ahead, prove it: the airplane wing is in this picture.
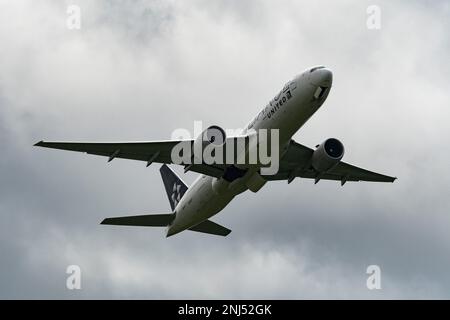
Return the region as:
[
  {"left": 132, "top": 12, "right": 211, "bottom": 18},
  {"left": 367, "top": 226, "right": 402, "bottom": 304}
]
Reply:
[
  {"left": 264, "top": 140, "right": 396, "bottom": 184},
  {"left": 34, "top": 139, "right": 396, "bottom": 184},
  {"left": 34, "top": 140, "right": 225, "bottom": 177}
]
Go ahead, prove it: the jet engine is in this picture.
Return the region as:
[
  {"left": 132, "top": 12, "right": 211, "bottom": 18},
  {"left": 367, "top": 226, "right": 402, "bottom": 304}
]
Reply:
[
  {"left": 311, "top": 138, "right": 344, "bottom": 172},
  {"left": 193, "top": 125, "right": 226, "bottom": 164}
]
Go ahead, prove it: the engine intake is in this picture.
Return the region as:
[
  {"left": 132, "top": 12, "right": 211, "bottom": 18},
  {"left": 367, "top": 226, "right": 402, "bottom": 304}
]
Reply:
[
  {"left": 193, "top": 125, "right": 227, "bottom": 164},
  {"left": 202, "top": 125, "right": 226, "bottom": 146},
  {"left": 311, "top": 138, "right": 344, "bottom": 172}
]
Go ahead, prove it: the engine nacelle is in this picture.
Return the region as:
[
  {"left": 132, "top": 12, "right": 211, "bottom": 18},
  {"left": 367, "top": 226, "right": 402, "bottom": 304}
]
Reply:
[
  {"left": 245, "top": 171, "right": 267, "bottom": 193},
  {"left": 193, "top": 125, "right": 226, "bottom": 164},
  {"left": 211, "top": 177, "right": 230, "bottom": 195},
  {"left": 311, "top": 138, "right": 344, "bottom": 172}
]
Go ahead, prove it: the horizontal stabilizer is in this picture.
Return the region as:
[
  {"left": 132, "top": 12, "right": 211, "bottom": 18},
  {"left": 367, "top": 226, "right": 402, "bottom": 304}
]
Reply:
[
  {"left": 101, "top": 213, "right": 174, "bottom": 227},
  {"left": 189, "top": 220, "right": 232, "bottom": 237}
]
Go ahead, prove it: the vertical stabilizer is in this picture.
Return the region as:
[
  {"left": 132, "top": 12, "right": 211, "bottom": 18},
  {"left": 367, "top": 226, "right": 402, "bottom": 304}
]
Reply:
[{"left": 159, "top": 164, "right": 188, "bottom": 211}]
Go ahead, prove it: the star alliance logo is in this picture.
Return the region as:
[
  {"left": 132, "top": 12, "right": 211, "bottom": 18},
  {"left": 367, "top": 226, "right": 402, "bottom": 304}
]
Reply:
[{"left": 171, "top": 182, "right": 182, "bottom": 207}]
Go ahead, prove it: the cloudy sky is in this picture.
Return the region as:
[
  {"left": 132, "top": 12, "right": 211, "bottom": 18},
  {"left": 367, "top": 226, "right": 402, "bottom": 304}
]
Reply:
[{"left": 1, "top": 0, "right": 450, "bottom": 299}]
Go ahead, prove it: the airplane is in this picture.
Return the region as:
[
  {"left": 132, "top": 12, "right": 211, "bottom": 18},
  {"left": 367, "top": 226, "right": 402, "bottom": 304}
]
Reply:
[{"left": 35, "top": 66, "right": 396, "bottom": 237}]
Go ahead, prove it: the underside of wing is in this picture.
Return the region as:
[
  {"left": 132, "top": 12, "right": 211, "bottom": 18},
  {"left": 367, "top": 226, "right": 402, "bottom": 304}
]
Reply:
[
  {"left": 101, "top": 213, "right": 175, "bottom": 227},
  {"left": 326, "top": 161, "right": 396, "bottom": 183},
  {"left": 35, "top": 138, "right": 396, "bottom": 185},
  {"left": 35, "top": 140, "right": 182, "bottom": 164},
  {"left": 264, "top": 140, "right": 396, "bottom": 184},
  {"left": 34, "top": 140, "right": 226, "bottom": 177}
]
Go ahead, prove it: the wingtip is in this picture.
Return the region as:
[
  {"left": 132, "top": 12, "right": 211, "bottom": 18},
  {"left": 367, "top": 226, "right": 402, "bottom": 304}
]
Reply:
[{"left": 34, "top": 140, "right": 44, "bottom": 147}]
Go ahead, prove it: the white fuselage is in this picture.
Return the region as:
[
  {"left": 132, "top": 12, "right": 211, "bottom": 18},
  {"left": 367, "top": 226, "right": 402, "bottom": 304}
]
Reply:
[{"left": 167, "top": 67, "right": 333, "bottom": 236}]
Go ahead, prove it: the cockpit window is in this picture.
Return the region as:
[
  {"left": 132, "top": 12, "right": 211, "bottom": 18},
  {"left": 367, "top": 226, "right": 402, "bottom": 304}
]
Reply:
[
  {"left": 310, "top": 66, "right": 325, "bottom": 73},
  {"left": 313, "top": 86, "right": 327, "bottom": 99}
]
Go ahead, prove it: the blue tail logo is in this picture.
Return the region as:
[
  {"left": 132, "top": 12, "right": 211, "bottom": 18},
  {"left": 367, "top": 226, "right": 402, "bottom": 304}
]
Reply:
[
  {"left": 160, "top": 164, "right": 188, "bottom": 211},
  {"left": 171, "top": 182, "right": 182, "bottom": 207}
]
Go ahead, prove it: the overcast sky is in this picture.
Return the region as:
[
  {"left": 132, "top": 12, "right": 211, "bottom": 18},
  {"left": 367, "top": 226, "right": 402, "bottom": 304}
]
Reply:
[{"left": 1, "top": 0, "right": 450, "bottom": 299}]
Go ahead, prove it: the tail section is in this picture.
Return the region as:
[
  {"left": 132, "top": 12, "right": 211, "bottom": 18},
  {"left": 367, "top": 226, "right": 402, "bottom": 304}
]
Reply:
[
  {"left": 159, "top": 164, "right": 188, "bottom": 211},
  {"left": 101, "top": 165, "right": 231, "bottom": 237}
]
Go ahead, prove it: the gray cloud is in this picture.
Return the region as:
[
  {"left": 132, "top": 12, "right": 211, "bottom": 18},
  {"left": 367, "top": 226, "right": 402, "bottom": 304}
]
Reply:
[{"left": 0, "top": 0, "right": 449, "bottom": 298}]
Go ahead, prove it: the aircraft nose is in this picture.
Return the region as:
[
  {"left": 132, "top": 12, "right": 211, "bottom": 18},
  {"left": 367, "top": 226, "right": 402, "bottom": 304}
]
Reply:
[{"left": 309, "top": 67, "right": 333, "bottom": 87}]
